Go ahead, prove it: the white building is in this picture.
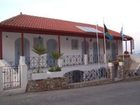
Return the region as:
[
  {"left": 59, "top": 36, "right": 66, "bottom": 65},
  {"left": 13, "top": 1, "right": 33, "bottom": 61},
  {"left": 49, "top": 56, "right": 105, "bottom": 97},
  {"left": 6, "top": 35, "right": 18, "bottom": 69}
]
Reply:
[{"left": 0, "top": 13, "right": 133, "bottom": 71}]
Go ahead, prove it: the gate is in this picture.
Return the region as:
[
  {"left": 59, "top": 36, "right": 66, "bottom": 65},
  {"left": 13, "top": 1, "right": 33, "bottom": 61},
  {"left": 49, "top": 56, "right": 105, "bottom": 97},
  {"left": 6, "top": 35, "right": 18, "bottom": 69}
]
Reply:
[{"left": 2, "top": 66, "right": 21, "bottom": 90}]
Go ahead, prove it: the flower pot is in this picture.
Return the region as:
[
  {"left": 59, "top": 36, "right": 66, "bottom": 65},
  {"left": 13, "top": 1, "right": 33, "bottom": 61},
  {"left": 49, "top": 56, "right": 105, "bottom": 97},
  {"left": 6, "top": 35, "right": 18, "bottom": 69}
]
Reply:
[
  {"left": 119, "top": 62, "right": 124, "bottom": 66},
  {"left": 57, "top": 59, "right": 63, "bottom": 67},
  {"left": 32, "top": 73, "right": 47, "bottom": 80},
  {"left": 47, "top": 71, "right": 63, "bottom": 78},
  {"left": 108, "top": 62, "right": 114, "bottom": 67}
]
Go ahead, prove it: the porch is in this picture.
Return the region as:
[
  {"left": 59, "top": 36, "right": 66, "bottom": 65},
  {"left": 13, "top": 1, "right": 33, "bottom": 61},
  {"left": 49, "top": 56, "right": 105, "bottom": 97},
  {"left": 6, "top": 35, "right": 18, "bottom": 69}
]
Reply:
[{"left": 1, "top": 32, "right": 118, "bottom": 68}]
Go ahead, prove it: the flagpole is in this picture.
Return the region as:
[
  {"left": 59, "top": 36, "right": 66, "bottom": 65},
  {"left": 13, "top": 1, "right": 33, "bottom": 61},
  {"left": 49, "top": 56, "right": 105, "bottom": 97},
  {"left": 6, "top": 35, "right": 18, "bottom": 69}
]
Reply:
[
  {"left": 103, "top": 20, "right": 107, "bottom": 63},
  {"left": 121, "top": 25, "right": 124, "bottom": 61},
  {"left": 96, "top": 24, "right": 100, "bottom": 67}
]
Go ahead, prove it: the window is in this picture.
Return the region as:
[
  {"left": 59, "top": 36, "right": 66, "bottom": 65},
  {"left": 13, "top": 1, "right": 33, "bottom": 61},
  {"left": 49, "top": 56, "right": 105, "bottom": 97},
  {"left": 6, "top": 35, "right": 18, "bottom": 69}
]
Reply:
[
  {"left": 33, "top": 36, "right": 44, "bottom": 47},
  {"left": 71, "top": 39, "right": 79, "bottom": 50}
]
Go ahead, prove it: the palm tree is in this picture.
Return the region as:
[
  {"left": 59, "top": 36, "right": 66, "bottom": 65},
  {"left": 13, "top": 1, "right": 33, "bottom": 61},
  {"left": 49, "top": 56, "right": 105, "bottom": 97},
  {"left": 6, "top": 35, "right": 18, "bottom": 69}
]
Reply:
[
  {"left": 51, "top": 51, "right": 62, "bottom": 65},
  {"left": 32, "top": 44, "right": 47, "bottom": 73},
  {"left": 48, "top": 51, "right": 63, "bottom": 72}
]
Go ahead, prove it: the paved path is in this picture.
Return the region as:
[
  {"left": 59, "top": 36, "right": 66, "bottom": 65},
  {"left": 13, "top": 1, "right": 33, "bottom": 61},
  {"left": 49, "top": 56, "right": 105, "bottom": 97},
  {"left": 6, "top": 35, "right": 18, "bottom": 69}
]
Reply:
[{"left": 0, "top": 81, "right": 140, "bottom": 105}]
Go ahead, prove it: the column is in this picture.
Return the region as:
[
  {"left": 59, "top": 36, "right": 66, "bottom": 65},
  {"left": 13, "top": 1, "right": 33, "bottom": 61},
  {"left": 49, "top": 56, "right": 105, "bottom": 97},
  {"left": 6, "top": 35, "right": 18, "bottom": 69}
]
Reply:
[
  {"left": 19, "top": 33, "right": 25, "bottom": 65},
  {"left": 0, "top": 67, "right": 3, "bottom": 92},
  {"left": 125, "top": 41, "right": 127, "bottom": 52},
  {"left": 58, "top": 35, "right": 61, "bottom": 53},
  {"left": 84, "top": 37, "right": 86, "bottom": 54},
  {"left": 57, "top": 35, "right": 63, "bottom": 67},
  {"left": 21, "top": 33, "right": 24, "bottom": 56},
  {"left": 0, "top": 30, "right": 2, "bottom": 59},
  {"left": 20, "top": 64, "right": 28, "bottom": 91},
  {"left": 83, "top": 37, "right": 88, "bottom": 65}
]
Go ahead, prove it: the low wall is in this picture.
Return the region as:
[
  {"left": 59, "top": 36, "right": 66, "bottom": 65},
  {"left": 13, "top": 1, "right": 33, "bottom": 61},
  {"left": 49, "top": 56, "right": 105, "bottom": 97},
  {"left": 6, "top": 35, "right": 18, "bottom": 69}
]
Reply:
[
  {"left": 26, "top": 77, "right": 111, "bottom": 92},
  {"left": 26, "top": 77, "right": 68, "bottom": 92}
]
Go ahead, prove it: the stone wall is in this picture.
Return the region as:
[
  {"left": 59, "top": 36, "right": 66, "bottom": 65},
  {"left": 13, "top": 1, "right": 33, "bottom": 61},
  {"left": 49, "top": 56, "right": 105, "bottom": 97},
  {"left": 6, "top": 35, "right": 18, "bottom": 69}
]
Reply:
[
  {"left": 68, "top": 79, "right": 112, "bottom": 89},
  {"left": 26, "top": 77, "right": 68, "bottom": 92},
  {"left": 26, "top": 77, "right": 112, "bottom": 92}
]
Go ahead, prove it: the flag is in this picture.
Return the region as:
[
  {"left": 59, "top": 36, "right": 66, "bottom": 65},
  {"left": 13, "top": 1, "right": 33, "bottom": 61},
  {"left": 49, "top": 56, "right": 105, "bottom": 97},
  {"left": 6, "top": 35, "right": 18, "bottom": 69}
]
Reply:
[
  {"left": 120, "top": 26, "right": 124, "bottom": 57},
  {"left": 104, "top": 24, "right": 113, "bottom": 40}
]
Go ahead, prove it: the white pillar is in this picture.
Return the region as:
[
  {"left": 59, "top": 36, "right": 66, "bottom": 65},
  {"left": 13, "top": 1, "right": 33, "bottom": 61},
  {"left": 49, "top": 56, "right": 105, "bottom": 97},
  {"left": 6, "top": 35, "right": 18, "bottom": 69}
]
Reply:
[
  {"left": 20, "top": 64, "right": 28, "bottom": 91},
  {"left": 57, "top": 58, "right": 63, "bottom": 67},
  {"left": 84, "top": 54, "right": 88, "bottom": 65},
  {"left": 19, "top": 56, "right": 25, "bottom": 65},
  {"left": 108, "top": 62, "right": 114, "bottom": 81},
  {"left": 0, "top": 67, "right": 3, "bottom": 92}
]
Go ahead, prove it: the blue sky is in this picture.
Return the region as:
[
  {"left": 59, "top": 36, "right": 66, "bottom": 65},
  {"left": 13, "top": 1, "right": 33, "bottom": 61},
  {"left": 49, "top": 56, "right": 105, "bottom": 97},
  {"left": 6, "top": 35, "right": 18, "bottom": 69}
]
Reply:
[{"left": 0, "top": 0, "right": 140, "bottom": 53}]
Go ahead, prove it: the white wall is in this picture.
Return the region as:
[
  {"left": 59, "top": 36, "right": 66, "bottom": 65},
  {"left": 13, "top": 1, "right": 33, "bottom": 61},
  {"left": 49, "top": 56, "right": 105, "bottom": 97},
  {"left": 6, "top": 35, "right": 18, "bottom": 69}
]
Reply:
[
  {"left": 2, "top": 32, "right": 122, "bottom": 64},
  {"left": 3, "top": 32, "right": 21, "bottom": 64},
  {"left": 60, "top": 36, "right": 83, "bottom": 55}
]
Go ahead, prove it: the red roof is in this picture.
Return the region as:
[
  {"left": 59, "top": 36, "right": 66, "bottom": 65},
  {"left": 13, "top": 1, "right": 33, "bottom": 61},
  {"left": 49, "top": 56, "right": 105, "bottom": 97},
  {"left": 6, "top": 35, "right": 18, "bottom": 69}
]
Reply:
[{"left": 0, "top": 14, "right": 133, "bottom": 40}]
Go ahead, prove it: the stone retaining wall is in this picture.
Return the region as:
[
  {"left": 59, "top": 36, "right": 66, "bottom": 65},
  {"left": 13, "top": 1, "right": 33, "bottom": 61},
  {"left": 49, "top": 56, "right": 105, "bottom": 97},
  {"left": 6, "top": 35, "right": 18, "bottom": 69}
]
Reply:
[
  {"left": 68, "top": 79, "right": 112, "bottom": 89},
  {"left": 26, "top": 77, "right": 111, "bottom": 92},
  {"left": 26, "top": 76, "right": 140, "bottom": 92},
  {"left": 26, "top": 77, "right": 68, "bottom": 92}
]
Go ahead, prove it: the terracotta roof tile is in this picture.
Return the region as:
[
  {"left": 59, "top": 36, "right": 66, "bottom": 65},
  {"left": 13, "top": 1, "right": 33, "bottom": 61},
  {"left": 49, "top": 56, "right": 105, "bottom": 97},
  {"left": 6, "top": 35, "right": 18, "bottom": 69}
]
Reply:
[{"left": 0, "top": 14, "right": 132, "bottom": 39}]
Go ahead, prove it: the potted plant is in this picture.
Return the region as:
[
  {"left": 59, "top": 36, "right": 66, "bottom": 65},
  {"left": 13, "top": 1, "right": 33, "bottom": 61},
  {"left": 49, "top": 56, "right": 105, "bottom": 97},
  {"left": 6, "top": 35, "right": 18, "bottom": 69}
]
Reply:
[
  {"left": 31, "top": 43, "right": 48, "bottom": 80},
  {"left": 108, "top": 59, "right": 114, "bottom": 67},
  {"left": 48, "top": 51, "right": 63, "bottom": 72},
  {"left": 51, "top": 51, "right": 63, "bottom": 67},
  {"left": 118, "top": 59, "right": 124, "bottom": 66}
]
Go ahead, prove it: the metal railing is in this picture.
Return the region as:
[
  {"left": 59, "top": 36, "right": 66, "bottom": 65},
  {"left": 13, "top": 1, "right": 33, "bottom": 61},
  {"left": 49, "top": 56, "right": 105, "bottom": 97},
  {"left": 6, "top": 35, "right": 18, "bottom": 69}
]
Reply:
[
  {"left": 26, "top": 56, "right": 55, "bottom": 70},
  {"left": 62, "top": 55, "right": 84, "bottom": 66},
  {"left": 88, "top": 55, "right": 105, "bottom": 64},
  {"left": 2, "top": 66, "right": 21, "bottom": 90},
  {"left": 24, "top": 54, "right": 107, "bottom": 70},
  {"left": 64, "top": 67, "right": 108, "bottom": 83}
]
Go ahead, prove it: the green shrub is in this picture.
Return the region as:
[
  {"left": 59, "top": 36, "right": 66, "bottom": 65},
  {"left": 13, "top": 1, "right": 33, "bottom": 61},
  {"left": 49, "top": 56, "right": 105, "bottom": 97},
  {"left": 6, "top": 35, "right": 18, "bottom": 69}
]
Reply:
[{"left": 48, "top": 66, "right": 61, "bottom": 72}]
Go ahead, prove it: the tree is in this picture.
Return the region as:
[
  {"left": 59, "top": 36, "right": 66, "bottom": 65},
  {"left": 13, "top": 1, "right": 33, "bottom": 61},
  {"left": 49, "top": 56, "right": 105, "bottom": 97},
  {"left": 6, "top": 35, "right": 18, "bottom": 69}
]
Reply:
[
  {"left": 32, "top": 44, "right": 47, "bottom": 73},
  {"left": 48, "top": 51, "right": 63, "bottom": 72}
]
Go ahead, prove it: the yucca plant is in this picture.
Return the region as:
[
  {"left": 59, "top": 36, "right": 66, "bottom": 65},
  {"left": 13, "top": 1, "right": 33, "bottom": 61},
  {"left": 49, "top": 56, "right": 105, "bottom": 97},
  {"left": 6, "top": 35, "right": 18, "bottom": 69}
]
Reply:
[
  {"left": 51, "top": 51, "right": 63, "bottom": 60},
  {"left": 32, "top": 44, "right": 47, "bottom": 73},
  {"left": 49, "top": 51, "right": 63, "bottom": 72},
  {"left": 32, "top": 44, "right": 47, "bottom": 56}
]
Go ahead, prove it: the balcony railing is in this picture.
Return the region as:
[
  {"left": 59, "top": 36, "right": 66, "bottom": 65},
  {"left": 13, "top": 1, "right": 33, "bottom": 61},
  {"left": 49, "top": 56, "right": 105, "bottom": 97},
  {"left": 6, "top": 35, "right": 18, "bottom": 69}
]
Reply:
[
  {"left": 25, "top": 56, "right": 55, "bottom": 70},
  {"left": 88, "top": 55, "right": 104, "bottom": 64},
  {"left": 24, "top": 54, "right": 108, "bottom": 70},
  {"left": 62, "top": 55, "right": 84, "bottom": 66}
]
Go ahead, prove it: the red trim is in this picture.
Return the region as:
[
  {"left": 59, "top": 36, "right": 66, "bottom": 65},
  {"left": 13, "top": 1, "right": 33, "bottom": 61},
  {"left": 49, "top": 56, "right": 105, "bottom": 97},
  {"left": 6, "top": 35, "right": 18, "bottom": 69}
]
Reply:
[
  {"left": 0, "top": 25, "right": 124, "bottom": 40},
  {"left": 21, "top": 33, "right": 24, "bottom": 56},
  {"left": 58, "top": 35, "right": 60, "bottom": 53},
  {"left": 0, "top": 14, "right": 133, "bottom": 40},
  {"left": 103, "top": 39, "right": 106, "bottom": 54},
  {"left": 0, "top": 30, "right": 2, "bottom": 59},
  {"left": 84, "top": 37, "right": 86, "bottom": 54}
]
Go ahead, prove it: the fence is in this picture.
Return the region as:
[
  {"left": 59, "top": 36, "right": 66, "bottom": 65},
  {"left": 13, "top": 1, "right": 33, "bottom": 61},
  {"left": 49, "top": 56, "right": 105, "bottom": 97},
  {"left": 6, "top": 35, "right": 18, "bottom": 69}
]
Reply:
[
  {"left": 2, "top": 66, "right": 21, "bottom": 90},
  {"left": 64, "top": 67, "right": 108, "bottom": 83},
  {"left": 62, "top": 55, "right": 83, "bottom": 66}
]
